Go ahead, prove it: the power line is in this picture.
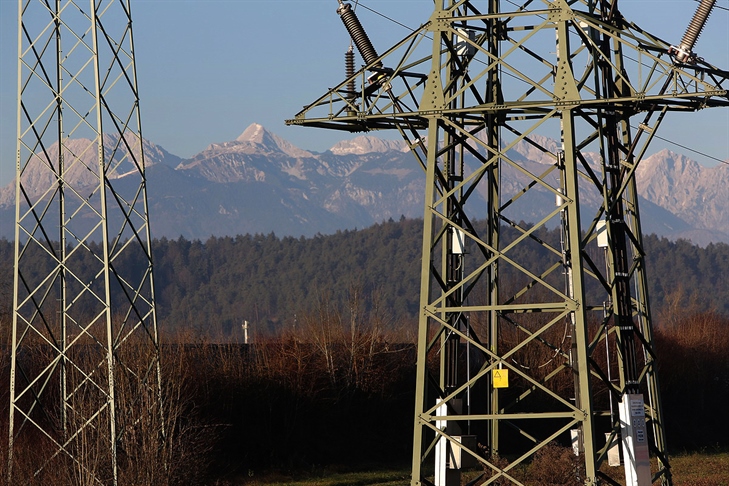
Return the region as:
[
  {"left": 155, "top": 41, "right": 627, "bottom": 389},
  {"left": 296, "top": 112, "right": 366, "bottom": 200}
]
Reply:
[
  {"left": 639, "top": 127, "right": 729, "bottom": 166},
  {"left": 355, "top": 3, "right": 418, "bottom": 32},
  {"left": 694, "top": 0, "right": 729, "bottom": 12}
]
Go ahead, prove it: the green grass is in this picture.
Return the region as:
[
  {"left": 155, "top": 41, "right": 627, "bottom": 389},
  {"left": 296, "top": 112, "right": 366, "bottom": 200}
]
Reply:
[
  {"left": 669, "top": 451, "right": 729, "bottom": 486},
  {"left": 231, "top": 451, "right": 729, "bottom": 485},
  {"left": 233, "top": 468, "right": 410, "bottom": 486}
]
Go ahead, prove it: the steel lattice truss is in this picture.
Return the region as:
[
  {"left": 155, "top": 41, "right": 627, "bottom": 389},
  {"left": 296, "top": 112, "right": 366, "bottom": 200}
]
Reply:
[
  {"left": 10, "top": 1, "right": 162, "bottom": 484},
  {"left": 288, "top": 1, "right": 728, "bottom": 485}
]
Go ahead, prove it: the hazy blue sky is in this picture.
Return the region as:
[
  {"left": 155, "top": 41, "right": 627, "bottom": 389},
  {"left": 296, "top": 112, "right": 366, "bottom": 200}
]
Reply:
[{"left": 1, "top": 0, "right": 727, "bottom": 188}]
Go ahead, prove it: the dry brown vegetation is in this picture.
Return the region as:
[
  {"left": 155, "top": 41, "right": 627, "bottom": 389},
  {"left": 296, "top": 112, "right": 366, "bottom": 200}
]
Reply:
[
  {"left": 0, "top": 287, "right": 726, "bottom": 484},
  {"left": 0, "top": 285, "right": 417, "bottom": 484},
  {"left": 654, "top": 293, "right": 729, "bottom": 450}
]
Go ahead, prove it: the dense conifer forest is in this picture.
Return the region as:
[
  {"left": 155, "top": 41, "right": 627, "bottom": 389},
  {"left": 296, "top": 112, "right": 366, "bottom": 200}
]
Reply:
[
  {"left": 145, "top": 219, "right": 729, "bottom": 335},
  {"left": 1, "top": 217, "right": 727, "bottom": 338}
]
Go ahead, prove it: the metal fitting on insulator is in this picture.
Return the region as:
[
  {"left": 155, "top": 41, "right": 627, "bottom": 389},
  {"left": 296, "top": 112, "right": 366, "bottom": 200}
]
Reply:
[
  {"left": 671, "top": 0, "right": 716, "bottom": 63},
  {"left": 337, "top": 1, "right": 382, "bottom": 69}
]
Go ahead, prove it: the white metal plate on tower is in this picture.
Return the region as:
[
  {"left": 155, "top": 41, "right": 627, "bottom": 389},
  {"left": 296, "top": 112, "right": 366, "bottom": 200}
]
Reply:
[{"left": 619, "top": 393, "right": 652, "bottom": 486}]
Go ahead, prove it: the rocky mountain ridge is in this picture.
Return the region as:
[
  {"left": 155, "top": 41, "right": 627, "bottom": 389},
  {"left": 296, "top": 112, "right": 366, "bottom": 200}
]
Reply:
[
  {"left": 1, "top": 123, "right": 726, "bottom": 245},
  {"left": 636, "top": 150, "right": 729, "bottom": 242}
]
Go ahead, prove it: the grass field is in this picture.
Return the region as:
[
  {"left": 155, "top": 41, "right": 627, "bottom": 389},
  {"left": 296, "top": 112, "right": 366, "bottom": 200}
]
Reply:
[
  {"left": 233, "top": 451, "right": 729, "bottom": 486},
  {"left": 667, "top": 451, "right": 729, "bottom": 486}
]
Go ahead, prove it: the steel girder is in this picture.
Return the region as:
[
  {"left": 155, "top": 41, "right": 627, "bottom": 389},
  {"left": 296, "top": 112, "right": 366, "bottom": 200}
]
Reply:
[
  {"left": 286, "top": 1, "right": 726, "bottom": 485},
  {"left": 10, "top": 1, "right": 162, "bottom": 484}
]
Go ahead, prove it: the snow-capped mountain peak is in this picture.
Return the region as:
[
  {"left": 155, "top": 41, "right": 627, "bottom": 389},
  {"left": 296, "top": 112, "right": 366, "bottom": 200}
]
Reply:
[
  {"left": 636, "top": 149, "right": 700, "bottom": 177},
  {"left": 236, "top": 123, "right": 313, "bottom": 159},
  {"left": 329, "top": 136, "right": 408, "bottom": 155}
]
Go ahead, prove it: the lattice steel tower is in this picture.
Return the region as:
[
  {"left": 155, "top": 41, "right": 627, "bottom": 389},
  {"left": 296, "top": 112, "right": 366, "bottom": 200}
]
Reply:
[
  {"left": 10, "top": 1, "right": 162, "bottom": 484},
  {"left": 289, "top": 1, "right": 727, "bottom": 485}
]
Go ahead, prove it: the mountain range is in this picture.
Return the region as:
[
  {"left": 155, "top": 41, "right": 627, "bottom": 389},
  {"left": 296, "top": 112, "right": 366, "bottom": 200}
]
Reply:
[{"left": 1, "top": 123, "right": 727, "bottom": 245}]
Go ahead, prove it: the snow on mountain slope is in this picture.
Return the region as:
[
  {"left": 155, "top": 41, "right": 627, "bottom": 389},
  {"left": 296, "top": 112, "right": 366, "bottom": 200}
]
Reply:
[{"left": 2, "top": 125, "right": 726, "bottom": 244}]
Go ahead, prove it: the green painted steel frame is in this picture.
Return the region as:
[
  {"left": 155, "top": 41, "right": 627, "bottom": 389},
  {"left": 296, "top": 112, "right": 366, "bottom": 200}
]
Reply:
[{"left": 287, "top": 1, "right": 727, "bottom": 485}]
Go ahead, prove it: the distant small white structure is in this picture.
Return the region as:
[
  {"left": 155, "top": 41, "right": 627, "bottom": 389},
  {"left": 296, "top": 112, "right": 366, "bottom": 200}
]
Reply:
[{"left": 242, "top": 320, "right": 249, "bottom": 344}]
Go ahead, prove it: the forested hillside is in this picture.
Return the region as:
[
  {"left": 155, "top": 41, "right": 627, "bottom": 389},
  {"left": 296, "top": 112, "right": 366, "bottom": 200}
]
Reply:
[
  {"left": 0, "top": 220, "right": 727, "bottom": 483},
  {"left": 1, "top": 217, "right": 727, "bottom": 338}
]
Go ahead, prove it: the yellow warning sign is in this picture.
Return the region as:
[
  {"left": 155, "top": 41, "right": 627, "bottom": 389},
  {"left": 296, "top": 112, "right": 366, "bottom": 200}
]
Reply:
[{"left": 492, "top": 368, "right": 509, "bottom": 388}]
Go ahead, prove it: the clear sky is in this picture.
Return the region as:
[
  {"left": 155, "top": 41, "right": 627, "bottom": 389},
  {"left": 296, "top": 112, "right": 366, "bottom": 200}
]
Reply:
[{"left": 1, "top": 0, "right": 727, "bottom": 188}]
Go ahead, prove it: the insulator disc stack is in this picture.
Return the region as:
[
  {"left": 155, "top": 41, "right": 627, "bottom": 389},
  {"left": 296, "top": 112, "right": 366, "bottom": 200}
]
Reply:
[{"left": 345, "top": 45, "right": 356, "bottom": 98}]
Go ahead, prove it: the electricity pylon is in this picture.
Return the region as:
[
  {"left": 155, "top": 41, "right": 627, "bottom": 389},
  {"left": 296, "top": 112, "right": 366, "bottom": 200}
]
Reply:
[
  {"left": 10, "top": 1, "right": 162, "bottom": 484},
  {"left": 288, "top": 1, "right": 728, "bottom": 485}
]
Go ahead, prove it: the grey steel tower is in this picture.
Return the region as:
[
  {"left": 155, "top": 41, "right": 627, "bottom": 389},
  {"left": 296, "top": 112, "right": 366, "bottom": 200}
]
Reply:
[
  {"left": 289, "top": 1, "right": 727, "bottom": 485},
  {"left": 10, "top": 1, "right": 162, "bottom": 484}
]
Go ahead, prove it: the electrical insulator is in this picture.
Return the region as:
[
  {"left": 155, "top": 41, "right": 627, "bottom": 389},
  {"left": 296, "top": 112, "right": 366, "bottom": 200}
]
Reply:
[
  {"left": 337, "top": 1, "right": 382, "bottom": 69},
  {"left": 345, "top": 44, "right": 356, "bottom": 97},
  {"left": 669, "top": 0, "right": 716, "bottom": 63}
]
